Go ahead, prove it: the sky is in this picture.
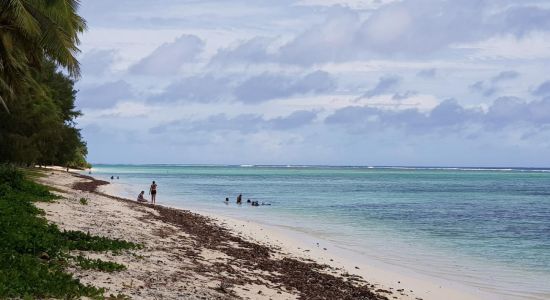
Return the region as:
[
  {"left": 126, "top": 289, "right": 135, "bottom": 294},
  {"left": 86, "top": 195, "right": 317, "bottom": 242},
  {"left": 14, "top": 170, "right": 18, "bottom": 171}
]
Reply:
[{"left": 75, "top": 0, "right": 550, "bottom": 167}]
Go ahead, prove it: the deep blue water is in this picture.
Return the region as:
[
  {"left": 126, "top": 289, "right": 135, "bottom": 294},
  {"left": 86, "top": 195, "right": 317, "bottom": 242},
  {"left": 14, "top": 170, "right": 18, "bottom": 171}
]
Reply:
[{"left": 89, "top": 165, "right": 550, "bottom": 298}]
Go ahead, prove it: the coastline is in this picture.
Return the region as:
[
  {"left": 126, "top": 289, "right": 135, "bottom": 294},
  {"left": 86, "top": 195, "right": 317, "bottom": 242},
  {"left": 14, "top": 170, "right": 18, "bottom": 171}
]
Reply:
[
  {"left": 38, "top": 168, "right": 489, "bottom": 299},
  {"left": 100, "top": 176, "right": 497, "bottom": 300}
]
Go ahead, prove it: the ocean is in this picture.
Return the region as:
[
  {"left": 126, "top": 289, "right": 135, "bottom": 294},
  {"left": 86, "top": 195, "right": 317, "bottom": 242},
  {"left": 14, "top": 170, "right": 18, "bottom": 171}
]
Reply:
[{"left": 88, "top": 164, "right": 550, "bottom": 299}]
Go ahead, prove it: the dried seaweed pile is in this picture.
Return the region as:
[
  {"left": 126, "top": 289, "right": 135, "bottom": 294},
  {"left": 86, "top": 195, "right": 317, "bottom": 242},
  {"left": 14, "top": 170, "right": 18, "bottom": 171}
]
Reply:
[
  {"left": 148, "top": 204, "right": 387, "bottom": 300},
  {"left": 72, "top": 174, "right": 109, "bottom": 192}
]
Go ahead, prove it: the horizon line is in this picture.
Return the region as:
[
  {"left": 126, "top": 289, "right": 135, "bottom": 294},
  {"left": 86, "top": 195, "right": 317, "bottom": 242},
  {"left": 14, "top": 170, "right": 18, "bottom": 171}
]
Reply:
[{"left": 87, "top": 163, "right": 550, "bottom": 170}]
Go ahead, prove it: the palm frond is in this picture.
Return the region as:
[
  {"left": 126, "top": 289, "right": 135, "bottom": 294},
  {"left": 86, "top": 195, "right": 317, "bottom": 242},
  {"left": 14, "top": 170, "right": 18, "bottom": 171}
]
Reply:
[{"left": 0, "top": 94, "right": 10, "bottom": 113}]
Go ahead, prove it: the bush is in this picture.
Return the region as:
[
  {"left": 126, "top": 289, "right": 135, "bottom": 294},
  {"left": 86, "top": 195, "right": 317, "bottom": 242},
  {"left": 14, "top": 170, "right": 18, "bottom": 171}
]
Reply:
[{"left": 0, "top": 165, "right": 24, "bottom": 189}]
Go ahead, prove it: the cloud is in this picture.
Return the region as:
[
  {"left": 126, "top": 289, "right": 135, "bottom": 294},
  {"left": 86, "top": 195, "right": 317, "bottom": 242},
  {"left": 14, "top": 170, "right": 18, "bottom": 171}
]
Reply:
[
  {"left": 486, "top": 96, "right": 550, "bottom": 127},
  {"left": 491, "top": 70, "right": 520, "bottom": 83},
  {"left": 326, "top": 96, "right": 550, "bottom": 134},
  {"left": 290, "top": 70, "right": 337, "bottom": 94},
  {"left": 184, "top": 114, "right": 265, "bottom": 134},
  {"left": 470, "top": 70, "right": 520, "bottom": 97},
  {"left": 153, "top": 75, "right": 232, "bottom": 103},
  {"left": 361, "top": 76, "right": 400, "bottom": 98},
  {"left": 428, "top": 99, "right": 480, "bottom": 127},
  {"left": 129, "top": 34, "right": 204, "bottom": 75},
  {"left": 150, "top": 110, "right": 319, "bottom": 134},
  {"left": 234, "top": 70, "right": 336, "bottom": 103},
  {"left": 210, "top": 37, "right": 271, "bottom": 65},
  {"left": 360, "top": 2, "right": 550, "bottom": 55},
  {"left": 499, "top": 5, "right": 550, "bottom": 36},
  {"left": 219, "top": 1, "right": 550, "bottom": 66},
  {"left": 470, "top": 81, "right": 496, "bottom": 97},
  {"left": 533, "top": 80, "right": 550, "bottom": 97},
  {"left": 77, "top": 80, "right": 134, "bottom": 109},
  {"left": 417, "top": 68, "right": 437, "bottom": 78},
  {"left": 268, "top": 110, "right": 319, "bottom": 130},
  {"left": 234, "top": 73, "right": 291, "bottom": 103},
  {"left": 392, "top": 91, "right": 418, "bottom": 100},
  {"left": 356, "top": 0, "right": 490, "bottom": 55},
  {"left": 150, "top": 70, "right": 336, "bottom": 104},
  {"left": 277, "top": 6, "right": 361, "bottom": 65},
  {"left": 80, "top": 49, "right": 117, "bottom": 75}
]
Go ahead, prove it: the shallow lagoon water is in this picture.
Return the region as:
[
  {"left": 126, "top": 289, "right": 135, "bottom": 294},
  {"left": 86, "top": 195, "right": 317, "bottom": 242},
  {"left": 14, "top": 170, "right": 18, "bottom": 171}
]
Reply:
[{"left": 90, "top": 165, "right": 550, "bottom": 299}]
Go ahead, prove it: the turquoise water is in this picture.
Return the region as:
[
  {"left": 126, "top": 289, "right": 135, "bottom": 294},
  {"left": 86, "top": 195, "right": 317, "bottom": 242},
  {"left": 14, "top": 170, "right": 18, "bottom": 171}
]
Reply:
[{"left": 89, "top": 165, "right": 550, "bottom": 298}]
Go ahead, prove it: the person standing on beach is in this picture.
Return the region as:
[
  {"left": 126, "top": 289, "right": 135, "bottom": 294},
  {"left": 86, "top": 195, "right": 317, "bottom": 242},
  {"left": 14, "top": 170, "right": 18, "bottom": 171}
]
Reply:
[{"left": 150, "top": 181, "right": 157, "bottom": 205}]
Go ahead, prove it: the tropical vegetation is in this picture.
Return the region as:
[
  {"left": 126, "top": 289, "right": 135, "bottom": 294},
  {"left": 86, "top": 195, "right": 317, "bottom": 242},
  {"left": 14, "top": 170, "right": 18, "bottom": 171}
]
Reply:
[
  {"left": 0, "top": 165, "right": 140, "bottom": 299},
  {"left": 0, "top": 0, "right": 89, "bottom": 168}
]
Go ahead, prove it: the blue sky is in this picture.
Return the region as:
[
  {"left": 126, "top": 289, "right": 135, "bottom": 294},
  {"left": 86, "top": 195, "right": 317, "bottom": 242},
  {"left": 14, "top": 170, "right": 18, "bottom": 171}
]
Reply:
[{"left": 76, "top": 0, "right": 550, "bottom": 166}]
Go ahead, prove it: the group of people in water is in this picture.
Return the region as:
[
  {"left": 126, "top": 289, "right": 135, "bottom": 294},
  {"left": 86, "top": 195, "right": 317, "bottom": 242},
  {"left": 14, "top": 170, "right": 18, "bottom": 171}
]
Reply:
[
  {"left": 133, "top": 182, "right": 266, "bottom": 208},
  {"left": 136, "top": 181, "right": 157, "bottom": 205},
  {"left": 225, "top": 194, "right": 270, "bottom": 206}
]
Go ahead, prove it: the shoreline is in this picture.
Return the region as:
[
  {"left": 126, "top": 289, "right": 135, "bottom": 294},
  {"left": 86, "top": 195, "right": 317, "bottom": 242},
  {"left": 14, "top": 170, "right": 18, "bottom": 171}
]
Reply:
[
  {"left": 39, "top": 168, "right": 492, "bottom": 299},
  {"left": 98, "top": 174, "right": 496, "bottom": 300},
  {"left": 93, "top": 170, "right": 492, "bottom": 300},
  {"left": 96, "top": 172, "right": 496, "bottom": 300},
  {"left": 36, "top": 169, "right": 390, "bottom": 299}
]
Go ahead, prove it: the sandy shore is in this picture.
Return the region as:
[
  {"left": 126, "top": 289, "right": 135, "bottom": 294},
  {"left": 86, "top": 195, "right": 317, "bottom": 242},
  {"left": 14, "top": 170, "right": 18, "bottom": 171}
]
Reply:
[{"left": 34, "top": 169, "right": 485, "bottom": 300}]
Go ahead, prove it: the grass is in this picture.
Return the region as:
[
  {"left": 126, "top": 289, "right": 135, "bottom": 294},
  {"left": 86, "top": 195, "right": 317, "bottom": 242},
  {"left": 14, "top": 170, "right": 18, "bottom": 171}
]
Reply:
[
  {"left": 0, "top": 165, "right": 141, "bottom": 299},
  {"left": 80, "top": 197, "right": 88, "bottom": 205},
  {"left": 20, "top": 167, "right": 47, "bottom": 179},
  {"left": 74, "top": 256, "right": 127, "bottom": 272},
  {"left": 21, "top": 167, "right": 68, "bottom": 194}
]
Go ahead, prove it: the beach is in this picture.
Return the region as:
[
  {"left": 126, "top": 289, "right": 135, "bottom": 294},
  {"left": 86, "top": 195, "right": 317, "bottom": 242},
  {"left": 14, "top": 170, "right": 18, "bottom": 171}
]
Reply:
[
  {"left": 30, "top": 168, "right": 501, "bottom": 300},
  {"left": 3, "top": 1, "right": 549, "bottom": 299}
]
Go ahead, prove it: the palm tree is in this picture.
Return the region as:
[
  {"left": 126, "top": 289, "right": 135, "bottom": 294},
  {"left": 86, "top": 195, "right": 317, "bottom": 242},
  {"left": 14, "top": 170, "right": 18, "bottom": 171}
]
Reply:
[{"left": 0, "top": 0, "right": 86, "bottom": 111}]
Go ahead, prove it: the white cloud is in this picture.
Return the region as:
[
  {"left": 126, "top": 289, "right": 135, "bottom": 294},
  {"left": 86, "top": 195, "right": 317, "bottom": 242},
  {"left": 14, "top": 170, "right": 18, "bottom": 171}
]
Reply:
[{"left": 129, "top": 34, "right": 205, "bottom": 76}]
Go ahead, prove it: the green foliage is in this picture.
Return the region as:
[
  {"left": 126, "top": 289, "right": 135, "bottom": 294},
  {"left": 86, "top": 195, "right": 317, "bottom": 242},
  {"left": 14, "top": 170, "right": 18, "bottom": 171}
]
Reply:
[
  {"left": 74, "top": 256, "right": 127, "bottom": 272},
  {"left": 62, "top": 230, "right": 141, "bottom": 252},
  {"left": 80, "top": 197, "right": 88, "bottom": 205},
  {"left": 0, "top": 0, "right": 86, "bottom": 111},
  {"left": 0, "top": 60, "right": 90, "bottom": 168},
  {"left": 0, "top": 165, "right": 56, "bottom": 200},
  {"left": 1, "top": 0, "right": 90, "bottom": 168},
  {"left": 0, "top": 255, "right": 104, "bottom": 299},
  {"left": 20, "top": 167, "right": 47, "bottom": 179},
  {"left": 0, "top": 167, "right": 141, "bottom": 299},
  {"left": 0, "top": 164, "right": 24, "bottom": 188}
]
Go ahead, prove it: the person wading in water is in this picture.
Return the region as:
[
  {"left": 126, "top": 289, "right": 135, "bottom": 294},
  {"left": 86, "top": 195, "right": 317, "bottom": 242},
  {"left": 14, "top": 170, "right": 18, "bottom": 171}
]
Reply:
[{"left": 149, "top": 181, "right": 157, "bottom": 205}]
